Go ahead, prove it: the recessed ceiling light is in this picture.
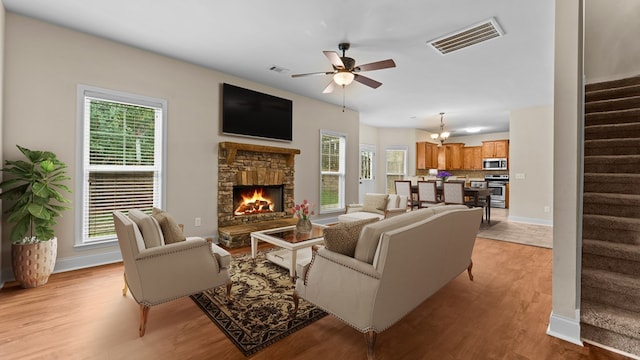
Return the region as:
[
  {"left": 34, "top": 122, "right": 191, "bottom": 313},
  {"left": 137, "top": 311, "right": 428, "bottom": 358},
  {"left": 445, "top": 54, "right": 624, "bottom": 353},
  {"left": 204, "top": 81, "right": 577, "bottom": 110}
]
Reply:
[{"left": 465, "top": 127, "right": 481, "bottom": 133}]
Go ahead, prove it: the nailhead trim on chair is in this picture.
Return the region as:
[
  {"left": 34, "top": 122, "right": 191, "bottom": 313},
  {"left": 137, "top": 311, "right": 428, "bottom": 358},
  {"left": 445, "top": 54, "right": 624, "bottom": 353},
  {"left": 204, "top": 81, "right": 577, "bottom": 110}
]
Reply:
[{"left": 316, "top": 250, "right": 381, "bottom": 280}]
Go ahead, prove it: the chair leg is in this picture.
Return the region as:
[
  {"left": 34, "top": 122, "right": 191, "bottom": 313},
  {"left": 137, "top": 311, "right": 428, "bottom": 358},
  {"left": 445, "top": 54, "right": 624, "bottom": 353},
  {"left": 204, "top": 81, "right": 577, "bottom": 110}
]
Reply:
[
  {"left": 291, "top": 291, "right": 300, "bottom": 318},
  {"left": 225, "top": 280, "right": 232, "bottom": 301},
  {"left": 139, "top": 304, "right": 150, "bottom": 337},
  {"left": 122, "top": 272, "right": 128, "bottom": 296},
  {"left": 467, "top": 260, "right": 474, "bottom": 281},
  {"left": 365, "top": 331, "right": 377, "bottom": 360}
]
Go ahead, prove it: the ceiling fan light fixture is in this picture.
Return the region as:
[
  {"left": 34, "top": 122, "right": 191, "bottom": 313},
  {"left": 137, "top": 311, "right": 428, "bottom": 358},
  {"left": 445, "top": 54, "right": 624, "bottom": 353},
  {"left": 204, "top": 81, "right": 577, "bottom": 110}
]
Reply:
[{"left": 333, "top": 71, "right": 354, "bottom": 86}]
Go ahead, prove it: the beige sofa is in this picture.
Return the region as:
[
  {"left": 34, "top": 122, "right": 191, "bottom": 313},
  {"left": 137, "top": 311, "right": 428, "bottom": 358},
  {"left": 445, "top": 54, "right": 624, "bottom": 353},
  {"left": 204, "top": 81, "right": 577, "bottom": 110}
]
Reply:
[
  {"left": 293, "top": 205, "right": 482, "bottom": 359},
  {"left": 338, "top": 193, "right": 407, "bottom": 222}
]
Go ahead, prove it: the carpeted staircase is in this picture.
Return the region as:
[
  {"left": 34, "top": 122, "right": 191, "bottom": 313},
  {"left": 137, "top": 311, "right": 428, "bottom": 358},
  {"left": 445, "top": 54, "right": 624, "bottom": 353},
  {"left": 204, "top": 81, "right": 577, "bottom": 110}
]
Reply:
[{"left": 581, "top": 75, "right": 640, "bottom": 357}]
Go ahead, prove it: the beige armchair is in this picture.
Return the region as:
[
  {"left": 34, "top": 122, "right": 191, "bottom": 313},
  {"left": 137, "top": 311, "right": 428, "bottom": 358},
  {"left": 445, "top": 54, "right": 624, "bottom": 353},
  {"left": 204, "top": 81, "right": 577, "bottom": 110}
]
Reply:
[{"left": 113, "top": 210, "right": 232, "bottom": 336}]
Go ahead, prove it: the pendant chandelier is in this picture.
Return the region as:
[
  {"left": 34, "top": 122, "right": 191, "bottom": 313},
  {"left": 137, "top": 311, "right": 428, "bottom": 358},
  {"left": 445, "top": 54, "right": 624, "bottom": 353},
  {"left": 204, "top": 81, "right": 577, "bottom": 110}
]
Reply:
[{"left": 430, "top": 112, "right": 450, "bottom": 145}]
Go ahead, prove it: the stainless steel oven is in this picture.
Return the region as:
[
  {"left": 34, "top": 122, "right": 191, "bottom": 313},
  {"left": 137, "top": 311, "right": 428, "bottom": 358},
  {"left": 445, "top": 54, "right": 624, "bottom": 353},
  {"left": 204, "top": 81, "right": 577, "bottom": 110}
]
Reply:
[{"left": 484, "top": 174, "right": 508, "bottom": 208}]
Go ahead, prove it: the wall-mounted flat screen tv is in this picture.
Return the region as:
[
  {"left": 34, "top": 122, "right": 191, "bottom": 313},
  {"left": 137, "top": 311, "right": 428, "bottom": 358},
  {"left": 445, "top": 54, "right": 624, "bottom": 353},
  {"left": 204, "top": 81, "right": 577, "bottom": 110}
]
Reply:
[{"left": 222, "top": 83, "right": 293, "bottom": 142}]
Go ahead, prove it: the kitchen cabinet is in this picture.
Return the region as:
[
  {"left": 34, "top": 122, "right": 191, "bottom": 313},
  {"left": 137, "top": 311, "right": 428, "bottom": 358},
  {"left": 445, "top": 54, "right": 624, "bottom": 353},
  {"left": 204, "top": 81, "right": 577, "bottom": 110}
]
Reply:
[
  {"left": 505, "top": 183, "right": 510, "bottom": 209},
  {"left": 416, "top": 142, "right": 438, "bottom": 169},
  {"left": 462, "top": 146, "right": 483, "bottom": 170},
  {"left": 482, "top": 140, "right": 509, "bottom": 158},
  {"left": 437, "top": 143, "right": 464, "bottom": 170}
]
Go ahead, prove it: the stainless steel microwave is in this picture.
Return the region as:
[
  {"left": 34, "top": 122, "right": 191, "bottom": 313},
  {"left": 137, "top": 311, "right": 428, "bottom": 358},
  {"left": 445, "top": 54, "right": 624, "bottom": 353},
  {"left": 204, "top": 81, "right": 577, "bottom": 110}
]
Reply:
[{"left": 483, "top": 158, "right": 507, "bottom": 170}]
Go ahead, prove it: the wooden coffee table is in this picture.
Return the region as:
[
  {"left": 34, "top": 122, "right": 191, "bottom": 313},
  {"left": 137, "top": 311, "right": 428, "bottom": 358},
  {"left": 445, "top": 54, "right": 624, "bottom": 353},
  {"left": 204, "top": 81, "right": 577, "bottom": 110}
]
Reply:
[{"left": 250, "top": 224, "right": 327, "bottom": 278}]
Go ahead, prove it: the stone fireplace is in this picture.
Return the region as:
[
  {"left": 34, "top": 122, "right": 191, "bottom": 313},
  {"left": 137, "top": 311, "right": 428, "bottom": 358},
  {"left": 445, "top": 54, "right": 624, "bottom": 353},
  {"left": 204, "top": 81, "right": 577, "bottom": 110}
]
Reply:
[{"left": 217, "top": 142, "right": 300, "bottom": 248}]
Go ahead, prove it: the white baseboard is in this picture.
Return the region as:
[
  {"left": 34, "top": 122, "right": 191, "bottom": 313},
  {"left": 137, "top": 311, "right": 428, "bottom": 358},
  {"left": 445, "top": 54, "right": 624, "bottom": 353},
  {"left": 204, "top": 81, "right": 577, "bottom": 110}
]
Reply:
[
  {"left": 53, "top": 250, "right": 123, "bottom": 273},
  {"left": 508, "top": 215, "right": 553, "bottom": 226},
  {"left": 1, "top": 250, "right": 124, "bottom": 284},
  {"left": 547, "top": 310, "right": 583, "bottom": 346}
]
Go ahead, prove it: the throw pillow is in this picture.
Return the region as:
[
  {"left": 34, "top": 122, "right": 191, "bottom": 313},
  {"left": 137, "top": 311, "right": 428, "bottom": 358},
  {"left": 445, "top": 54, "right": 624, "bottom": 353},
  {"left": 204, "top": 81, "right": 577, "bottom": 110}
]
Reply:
[
  {"left": 152, "top": 207, "right": 186, "bottom": 244},
  {"left": 323, "top": 218, "right": 378, "bottom": 257},
  {"left": 361, "top": 193, "right": 389, "bottom": 215},
  {"left": 386, "top": 194, "right": 401, "bottom": 210},
  {"left": 128, "top": 209, "right": 165, "bottom": 249}
]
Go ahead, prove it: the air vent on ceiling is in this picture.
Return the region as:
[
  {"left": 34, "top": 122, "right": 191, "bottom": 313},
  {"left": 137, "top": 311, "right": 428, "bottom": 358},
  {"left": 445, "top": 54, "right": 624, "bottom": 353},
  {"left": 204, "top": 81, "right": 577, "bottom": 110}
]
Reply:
[
  {"left": 269, "top": 65, "right": 289, "bottom": 73},
  {"left": 428, "top": 17, "right": 504, "bottom": 55}
]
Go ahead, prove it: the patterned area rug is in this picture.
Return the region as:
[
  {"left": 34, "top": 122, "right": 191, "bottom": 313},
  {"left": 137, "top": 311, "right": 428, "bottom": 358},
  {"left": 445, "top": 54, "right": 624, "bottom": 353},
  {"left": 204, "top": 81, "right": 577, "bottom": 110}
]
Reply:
[{"left": 191, "top": 252, "right": 327, "bottom": 356}]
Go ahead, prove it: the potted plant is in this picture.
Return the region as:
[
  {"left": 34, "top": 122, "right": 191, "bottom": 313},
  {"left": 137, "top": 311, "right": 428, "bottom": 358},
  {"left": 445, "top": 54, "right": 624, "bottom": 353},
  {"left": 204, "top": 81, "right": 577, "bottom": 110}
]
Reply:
[{"left": 0, "top": 145, "right": 71, "bottom": 288}]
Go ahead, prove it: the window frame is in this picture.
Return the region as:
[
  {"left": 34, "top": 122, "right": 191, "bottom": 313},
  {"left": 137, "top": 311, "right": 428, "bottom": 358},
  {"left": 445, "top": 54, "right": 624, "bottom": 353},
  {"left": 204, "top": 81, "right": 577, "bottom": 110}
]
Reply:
[
  {"left": 319, "top": 129, "right": 347, "bottom": 214},
  {"left": 75, "top": 84, "right": 167, "bottom": 249},
  {"left": 385, "top": 146, "right": 408, "bottom": 194}
]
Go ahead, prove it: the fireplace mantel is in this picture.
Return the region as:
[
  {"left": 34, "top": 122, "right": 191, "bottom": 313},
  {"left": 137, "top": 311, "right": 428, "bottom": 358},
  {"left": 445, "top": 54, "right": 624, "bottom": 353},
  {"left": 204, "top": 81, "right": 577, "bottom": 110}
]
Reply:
[{"left": 219, "top": 142, "right": 301, "bottom": 167}]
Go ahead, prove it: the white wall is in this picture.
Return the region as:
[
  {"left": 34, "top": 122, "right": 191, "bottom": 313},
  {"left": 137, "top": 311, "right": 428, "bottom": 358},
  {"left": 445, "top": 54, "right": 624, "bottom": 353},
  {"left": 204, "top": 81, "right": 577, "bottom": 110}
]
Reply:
[
  {"left": 374, "top": 128, "right": 417, "bottom": 194},
  {"left": 509, "top": 106, "right": 554, "bottom": 225},
  {"left": 2, "top": 13, "right": 359, "bottom": 275},
  {"left": 359, "top": 123, "right": 378, "bottom": 145},
  {"left": 0, "top": 3, "right": 5, "bottom": 286},
  {"left": 584, "top": 0, "right": 640, "bottom": 83},
  {"left": 547, "top": 0, "right": 583, "bottom": 346}
]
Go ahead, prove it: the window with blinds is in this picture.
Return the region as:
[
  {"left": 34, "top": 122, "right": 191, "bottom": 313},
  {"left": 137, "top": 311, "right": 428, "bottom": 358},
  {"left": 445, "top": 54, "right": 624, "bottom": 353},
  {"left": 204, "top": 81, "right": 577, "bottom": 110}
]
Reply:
[
  {"left": 78, "top": 86, "right": 165, "bottom": 245},
  {"left": 320, "top": 130, "right": 346, "bottom": 213},
  {"left": 386, "top": 147, "right": 407, "bottom": 194}
]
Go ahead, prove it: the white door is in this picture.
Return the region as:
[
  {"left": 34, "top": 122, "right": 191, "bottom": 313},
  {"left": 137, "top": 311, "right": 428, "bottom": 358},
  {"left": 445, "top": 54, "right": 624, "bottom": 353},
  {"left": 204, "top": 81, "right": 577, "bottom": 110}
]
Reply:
[{"left": 359, "top": 144, "right": 376, "bottom": 203}]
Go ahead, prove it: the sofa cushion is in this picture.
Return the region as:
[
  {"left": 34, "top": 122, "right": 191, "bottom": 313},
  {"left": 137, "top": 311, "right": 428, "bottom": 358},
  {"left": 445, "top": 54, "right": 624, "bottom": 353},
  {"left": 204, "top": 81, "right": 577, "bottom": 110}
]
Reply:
[
  {"left": 338, "top": 211, "right": 385, "bottom": 223},
  {"left": 152, "top": 207, "right": 186, "bottom": 244},
  {"left": 323, "top": 218, "right": 379, "bottom": 257},
  {"left": 362, "top": 193, "right": 389, "bottom": 215},
  {"left": 353, "top": 205, "right": 469, "bottom": 264},
  {"left": 128, "top": 209, "right": 164, "bottom": 249}
]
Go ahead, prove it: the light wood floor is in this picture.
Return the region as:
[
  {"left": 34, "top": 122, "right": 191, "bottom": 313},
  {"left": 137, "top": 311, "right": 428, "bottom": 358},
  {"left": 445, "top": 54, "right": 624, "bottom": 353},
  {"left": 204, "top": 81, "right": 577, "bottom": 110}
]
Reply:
[
  {"left": 478, "top": 208, "right": 553, "bottom": 249},
  {"left": 0, "top": 238, "right": 628, "bottom": 360}
]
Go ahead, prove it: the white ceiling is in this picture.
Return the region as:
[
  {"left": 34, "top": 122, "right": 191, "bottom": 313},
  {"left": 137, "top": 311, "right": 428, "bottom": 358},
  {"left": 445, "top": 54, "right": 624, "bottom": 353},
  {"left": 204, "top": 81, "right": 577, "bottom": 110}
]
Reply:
[{"left": 3, "top": 0, "right": 555, "bottom": 135}]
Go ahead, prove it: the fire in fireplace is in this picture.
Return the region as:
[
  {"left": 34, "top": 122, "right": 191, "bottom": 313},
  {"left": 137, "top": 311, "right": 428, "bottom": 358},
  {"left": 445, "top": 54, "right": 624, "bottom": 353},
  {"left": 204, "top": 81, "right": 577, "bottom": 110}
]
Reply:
[{"left": 233, "top": 185, "right": 284, "bottom": 216}]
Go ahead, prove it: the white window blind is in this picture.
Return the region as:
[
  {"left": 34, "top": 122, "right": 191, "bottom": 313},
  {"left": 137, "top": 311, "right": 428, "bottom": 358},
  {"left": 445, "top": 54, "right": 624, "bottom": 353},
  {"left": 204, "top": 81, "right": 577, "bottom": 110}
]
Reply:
[
  {"left": 320, "top": 130, "right": 346, "bottom": 213},
  {"left": 78, "top": 86, "right": 165, "bottom": 245}
]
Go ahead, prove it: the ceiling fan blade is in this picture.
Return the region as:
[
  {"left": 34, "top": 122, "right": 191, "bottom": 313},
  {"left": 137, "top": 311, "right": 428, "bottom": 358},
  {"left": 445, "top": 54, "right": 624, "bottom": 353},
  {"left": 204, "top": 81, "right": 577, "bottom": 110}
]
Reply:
[
  {"left": 355, "top": 59, "right": 396, "bottom": 72},
  {"left": 322, "top": 81, "right": 336, "bottom": 94},
  {"left": 354, "top": 74, "right": 382, "bottom": 89},
  {"left": 291, "top": 71, "right": 334, "bottom": 78},
  {"left": 323, "top": 51, "right": 345, "bottom": 69}
]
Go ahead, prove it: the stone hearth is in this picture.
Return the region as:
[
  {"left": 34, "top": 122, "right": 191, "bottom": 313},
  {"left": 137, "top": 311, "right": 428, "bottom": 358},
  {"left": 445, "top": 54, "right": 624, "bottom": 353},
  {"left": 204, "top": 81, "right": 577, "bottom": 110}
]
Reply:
[{"left": 217, "top": 142, "right": 300, "bottom": 248}]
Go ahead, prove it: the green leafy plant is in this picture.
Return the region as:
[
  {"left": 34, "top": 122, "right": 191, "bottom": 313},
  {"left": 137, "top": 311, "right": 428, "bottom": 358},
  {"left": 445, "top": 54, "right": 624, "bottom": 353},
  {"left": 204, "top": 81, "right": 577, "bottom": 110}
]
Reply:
[{"left": 0, "top": 145, "right": 71, "bottom": 244}]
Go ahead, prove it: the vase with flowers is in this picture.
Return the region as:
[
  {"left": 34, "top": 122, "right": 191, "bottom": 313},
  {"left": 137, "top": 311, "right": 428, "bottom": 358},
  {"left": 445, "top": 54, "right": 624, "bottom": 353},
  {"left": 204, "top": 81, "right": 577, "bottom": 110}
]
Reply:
[
  {"left": 292, "top": 199, "right": 314, "bottom": 233},
  {"left": 436, "top": 170, "right": 452, "bottom": 186}
]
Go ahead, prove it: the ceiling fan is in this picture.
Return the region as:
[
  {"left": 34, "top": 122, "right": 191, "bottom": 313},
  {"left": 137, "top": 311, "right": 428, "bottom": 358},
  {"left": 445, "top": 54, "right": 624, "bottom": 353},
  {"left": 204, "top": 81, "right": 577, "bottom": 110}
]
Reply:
[{"left": 292, "top": 42, "right": 396, "bottom": 94}]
